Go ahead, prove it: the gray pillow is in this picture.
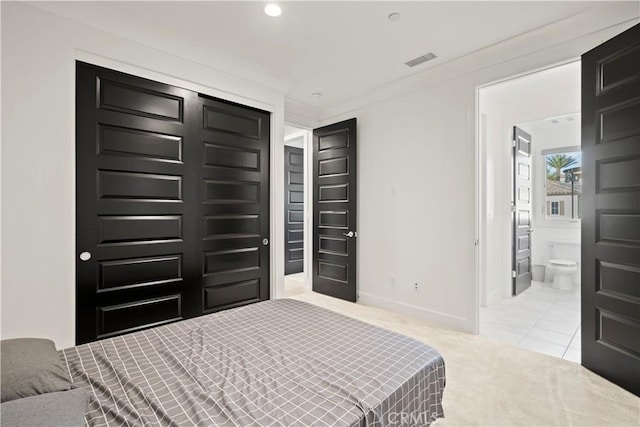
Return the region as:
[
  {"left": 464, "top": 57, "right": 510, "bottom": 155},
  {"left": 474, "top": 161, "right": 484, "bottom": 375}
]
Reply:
[
  {"left": 1, "top": 338, "right": 72, "bottom": 402},
  {"left": 0, "top": 388, "right": 89, "bottom": 427}
]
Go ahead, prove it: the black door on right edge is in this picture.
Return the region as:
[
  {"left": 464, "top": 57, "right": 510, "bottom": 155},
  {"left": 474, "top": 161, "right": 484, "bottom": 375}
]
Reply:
[
  {"left": 581, "top": 23, "right": 640, "bottom": 396},
  {"left": 313, "top": 119, "right": 357, "bottom": 302},
  {"left": 512, "top": 126, "right": 533, "bottom": 296}
]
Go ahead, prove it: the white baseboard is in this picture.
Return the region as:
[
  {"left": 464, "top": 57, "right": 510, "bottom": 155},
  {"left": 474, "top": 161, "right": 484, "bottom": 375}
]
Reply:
[{"left": 357, "top": 292, "right": 472, "bottom": 333}]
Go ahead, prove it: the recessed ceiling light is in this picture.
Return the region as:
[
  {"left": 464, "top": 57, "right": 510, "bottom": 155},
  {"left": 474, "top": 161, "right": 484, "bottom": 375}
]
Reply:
[
  {"left": 388, "top": 12, "right": 401, "bottom": 22},
  {"left": 312, "top": 92, "right": 322, "bottom": 98},
  {"left": 264, "top": 4, "right": 281, "bottom": 17}
]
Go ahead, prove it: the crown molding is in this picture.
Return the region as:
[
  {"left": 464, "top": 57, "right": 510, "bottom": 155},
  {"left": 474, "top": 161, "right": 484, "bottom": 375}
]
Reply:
[
  {"left": 284, "top": 98, "right": 321, "bottom": 129},
  {"left": 320, "top": 3, "right": 639, "bottom": 121}
]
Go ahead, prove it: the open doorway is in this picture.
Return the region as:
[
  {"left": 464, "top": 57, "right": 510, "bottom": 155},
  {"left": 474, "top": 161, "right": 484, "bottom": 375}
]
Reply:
[
  {"left": 283, "top": 124, "right": 312, "bottom": 297},
  {"left": 478, "top": 61, "right": 581, "bottom": 362},
  {"left": 282, "top": 119, "right": 359, "bottom": 302}
]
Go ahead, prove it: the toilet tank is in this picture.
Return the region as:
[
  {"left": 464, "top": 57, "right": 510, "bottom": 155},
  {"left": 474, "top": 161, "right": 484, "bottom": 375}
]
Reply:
[{"left": 550, "top": 241, "right": 580, "bottom": 262}]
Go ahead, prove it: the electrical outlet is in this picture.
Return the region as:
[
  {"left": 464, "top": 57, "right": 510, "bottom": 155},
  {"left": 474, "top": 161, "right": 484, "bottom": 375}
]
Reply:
[{"left": 414, "top": 282, "right": 420, "bottom": 292}]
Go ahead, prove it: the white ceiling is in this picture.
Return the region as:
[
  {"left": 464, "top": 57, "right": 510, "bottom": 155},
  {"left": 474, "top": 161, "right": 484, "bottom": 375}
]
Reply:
[
  {"left": 28, "top": 1, "right": 636, "bottom": 111},
  {"left": 484, "top": 61, "right": 580, "bottom": 112},
  {"left": 483, "top": 61, "right": 581, "bottom": 148},
  {"left": 519, "top": 112, "right": 581, "bottom": 136}
]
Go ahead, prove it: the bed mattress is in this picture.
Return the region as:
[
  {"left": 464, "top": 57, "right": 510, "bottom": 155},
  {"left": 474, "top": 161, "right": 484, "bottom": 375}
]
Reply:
[{"left": 61, "top": 299, "right": 445, "bottom": 426}]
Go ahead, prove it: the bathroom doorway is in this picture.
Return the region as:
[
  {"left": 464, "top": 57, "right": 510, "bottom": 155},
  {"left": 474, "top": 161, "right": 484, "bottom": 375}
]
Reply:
[{"left": 478, "top": 61, "right": 581, "bottom": 362}]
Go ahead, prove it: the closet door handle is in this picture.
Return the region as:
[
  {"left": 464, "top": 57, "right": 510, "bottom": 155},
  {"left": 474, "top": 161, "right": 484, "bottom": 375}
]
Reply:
[
  {"left": 79, "top": 252, "right": 92, "bottom": 261},
  {"left": 343, "top": 231, "right": 355, "bottom": 238}
]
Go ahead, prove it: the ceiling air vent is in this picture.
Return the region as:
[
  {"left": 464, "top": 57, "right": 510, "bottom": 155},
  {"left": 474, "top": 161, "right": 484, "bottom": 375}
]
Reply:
[{"left": 405, "top": 52, "right": 437, "bottom": 68}]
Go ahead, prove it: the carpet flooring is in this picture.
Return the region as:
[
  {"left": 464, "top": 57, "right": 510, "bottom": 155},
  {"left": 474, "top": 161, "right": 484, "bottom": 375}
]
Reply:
[{"left": 284, "top": 281, "right": 640, "bottom": 426}]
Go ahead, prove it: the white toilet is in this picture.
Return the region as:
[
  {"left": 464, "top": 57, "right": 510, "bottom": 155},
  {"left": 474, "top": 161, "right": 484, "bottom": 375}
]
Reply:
[{"left": 546, "top": 241, "right": 580, "bottom": 290}]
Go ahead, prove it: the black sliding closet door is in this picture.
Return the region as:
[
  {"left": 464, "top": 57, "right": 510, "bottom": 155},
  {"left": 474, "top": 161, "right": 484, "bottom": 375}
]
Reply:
[
  {"left": 197, "top": 95, "right": 271, "bottom": 314},
  {"left": 76, "top": 62, "right": 270, "bottom": 345}
]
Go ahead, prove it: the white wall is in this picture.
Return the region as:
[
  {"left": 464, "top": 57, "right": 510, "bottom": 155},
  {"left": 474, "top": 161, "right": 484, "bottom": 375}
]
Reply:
[
  {"left": 322, "top": 22, "right": 635, "bottom": 332},
  {"left": 479, "top": 94, "right": 511, "bottom": 306},
  {"left": 323, "top": 70, "right": 485, "bottom": 331},
  {"left": 1, "top": 2, "right": 286, "bottom": 349}
]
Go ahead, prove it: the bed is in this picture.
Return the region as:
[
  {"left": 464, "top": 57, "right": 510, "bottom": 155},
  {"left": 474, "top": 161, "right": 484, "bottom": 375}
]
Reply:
[{"left": 61, "top": 299, "right": 445, "bottom": 426}]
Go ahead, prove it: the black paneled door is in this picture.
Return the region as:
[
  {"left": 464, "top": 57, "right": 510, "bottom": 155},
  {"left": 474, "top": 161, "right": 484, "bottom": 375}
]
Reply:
[
  {"left": 197, "top": 95, "right": 270, "bottom": 313},
  {"left": 581, "top": 24, "right": 640, "bottom": 396},
  {"left": 76, "top": 62, "right": 270, "bottom": 344},
  {"left": 512, "top": 126, "right": 533, "bottom": 296},
  {"left": 312, "top": 119, "right": 357, "bottom": 302},
  {"left": 285, "top": 146, "right": 304, "bottom": 275}
]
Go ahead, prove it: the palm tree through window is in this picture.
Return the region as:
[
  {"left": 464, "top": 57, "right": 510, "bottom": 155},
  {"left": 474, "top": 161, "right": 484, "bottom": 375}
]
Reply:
[{"left": 545, "top": 151, "right": 581, "bottom": 219}]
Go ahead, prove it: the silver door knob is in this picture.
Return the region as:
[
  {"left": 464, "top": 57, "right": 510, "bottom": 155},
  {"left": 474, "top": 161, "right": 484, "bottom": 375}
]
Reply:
[
  {"left": 262, "top": 238, "right": 269, "bottom": 246},
  {"left": 342, "top": 231, "right": 355, "bottom": 238},
  {"left": 79, "top": 251, "right": 92, "bottom": 261}
]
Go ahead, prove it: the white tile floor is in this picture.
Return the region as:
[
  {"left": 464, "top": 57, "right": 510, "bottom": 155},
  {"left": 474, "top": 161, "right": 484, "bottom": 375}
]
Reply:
[{"left": 480, "top": 280, "right": 581, "bottom": 362}]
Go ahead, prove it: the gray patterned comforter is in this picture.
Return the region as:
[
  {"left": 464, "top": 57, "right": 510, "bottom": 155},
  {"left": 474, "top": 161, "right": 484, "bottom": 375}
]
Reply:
[{"left": 61, "top": 299, "right": 445, "bottom": 426}]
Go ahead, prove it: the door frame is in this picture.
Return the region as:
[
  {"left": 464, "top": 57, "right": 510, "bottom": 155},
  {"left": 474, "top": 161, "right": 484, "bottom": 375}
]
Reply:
[
  {"left": 72, "top": 50, "right": 286, "bottom": 320},
  {"left": 474, "top": 58, "right": 580, "bottom": 334}
]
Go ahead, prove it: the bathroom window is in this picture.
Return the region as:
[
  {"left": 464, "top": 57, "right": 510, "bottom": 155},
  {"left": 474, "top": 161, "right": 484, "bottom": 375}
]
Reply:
[{"left": 544, "top": 149, "right": 581, "bottom": 220}]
